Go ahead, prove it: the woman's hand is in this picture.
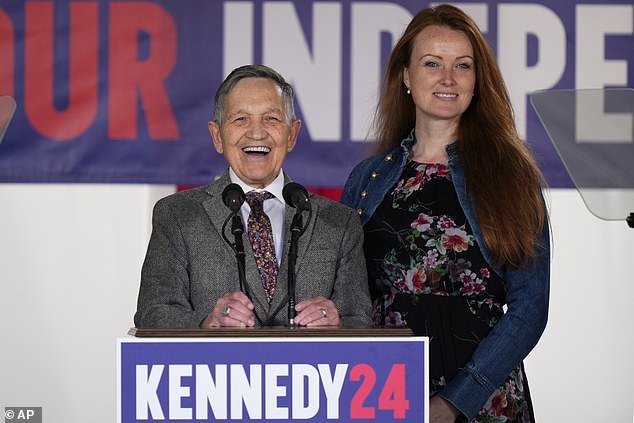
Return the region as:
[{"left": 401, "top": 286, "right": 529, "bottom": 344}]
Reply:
[{"left": 429, "top": 396, "right": 460, "bottom": 423}]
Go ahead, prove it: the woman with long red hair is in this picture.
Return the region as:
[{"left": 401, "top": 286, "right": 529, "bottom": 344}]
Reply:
[{"left": 341, "top": 4, "right": 550, "bottom": 422}]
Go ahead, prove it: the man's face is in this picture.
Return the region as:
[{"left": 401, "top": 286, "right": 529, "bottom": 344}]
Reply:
[{"left": 209, "top": 78, "right": 301, "bottom": 189}]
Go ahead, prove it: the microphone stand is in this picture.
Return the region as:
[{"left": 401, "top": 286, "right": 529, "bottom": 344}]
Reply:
[
  {"left": 221, "top": 212, "right": 263, "bottom": 326},
  {"left": 287, "top": 209, "right": 312, "bottom": 327},
  {"left": 230, "top": 213, "right": 248, "bottom": 295},
  {"left": 287, "top": 213, "right": 301, "bottom": 327}
]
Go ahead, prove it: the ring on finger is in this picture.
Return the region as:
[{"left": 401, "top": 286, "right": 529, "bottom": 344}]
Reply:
[
  {"left": 222, "top": 305, "right": 232, "bottom": 317},
  {"left": 320, "top": 308, "right": 327, "bottom": 319}
]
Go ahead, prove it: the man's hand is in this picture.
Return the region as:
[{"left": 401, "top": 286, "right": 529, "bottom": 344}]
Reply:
[
  {"left": 294, "top": 296, "right": 341, "bottom": 327},
  {"left": 200, "top": 291, "right": 255, "bottom": 328}
]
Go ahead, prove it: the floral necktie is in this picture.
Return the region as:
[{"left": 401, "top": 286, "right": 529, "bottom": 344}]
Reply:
[{"left": 245, "top": 191, "right": 278, "bottom": 303}]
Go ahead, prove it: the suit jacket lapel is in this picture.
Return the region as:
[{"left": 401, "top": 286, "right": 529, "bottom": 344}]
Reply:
[
  {"left": 201, "top": 172, "right": 234, "bottom": 257},
  {"left": 292, "top": 198, "right": 318, "bottom": 279},
  {"left": 268, "top": 179, "right": 318, "bottom": 319}
]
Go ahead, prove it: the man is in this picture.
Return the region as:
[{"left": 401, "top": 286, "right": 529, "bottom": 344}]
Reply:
[{"left": 134, "top": 65, "right": 372, "bottom": 328}]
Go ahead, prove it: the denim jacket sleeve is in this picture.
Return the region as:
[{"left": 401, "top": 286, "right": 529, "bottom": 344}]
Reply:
[
  {"left": 438, "top": 147, "right": 551, "bottom": 419},
  {"left": 341, "top": 142, "right": 551, "bottom": 421}
]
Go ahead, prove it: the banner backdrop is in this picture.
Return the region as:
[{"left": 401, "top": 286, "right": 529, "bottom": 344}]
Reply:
[{"left": 0, "top": 1, "right": 632, "bottom": 187}]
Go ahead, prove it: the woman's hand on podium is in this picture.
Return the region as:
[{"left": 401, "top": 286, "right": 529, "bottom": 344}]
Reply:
[
  {"left": 200, "top": 291, "right": 255, "bottom": 328},
  {"left": 294, "top": 296, "right": 342, "bottom": 327}
]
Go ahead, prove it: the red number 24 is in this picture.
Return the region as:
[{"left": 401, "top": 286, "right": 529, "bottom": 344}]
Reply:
[{"left": 349, "top": 363, "right": 410, "bottom": 419}]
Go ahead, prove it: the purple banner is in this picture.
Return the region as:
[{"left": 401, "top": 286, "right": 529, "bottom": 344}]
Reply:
[
  {"left": 117, "top": 337, "right": 428, "bottom": 422},
  {"left": 0, "top": 1, "right": 632, "bottom": 187}
]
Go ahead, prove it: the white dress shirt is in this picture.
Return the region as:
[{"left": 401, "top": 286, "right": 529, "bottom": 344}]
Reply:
[{"left": 229, "top": 168, "right": 286, "bottom": 265}]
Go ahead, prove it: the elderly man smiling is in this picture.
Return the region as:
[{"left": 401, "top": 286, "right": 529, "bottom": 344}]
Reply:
[{"left": 134, "top": 64, "right": 372, "bottom": 329}]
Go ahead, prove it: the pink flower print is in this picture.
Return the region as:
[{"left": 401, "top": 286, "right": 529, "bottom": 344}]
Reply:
[
  {"left": 460, "top": 269, "right": 477, "bottom": 284},
  {"left": 459, "top": 270, "right": 486, "bottom": 296},
  {"left": 448, "top": 259, "right": 471, "bottom": 282},
  {"left": 372, "top": 304, "right": 383, "bottom": 324},
  {"left": 383, "top": 294, "right": 395, "bottom": 309},
  {"left": 435, "top": 164, "right": 450, "bottom": 178},
  {"left": 489, "top": 391, "right": 508, "bottom": 417},
  {"left": 385, "top": 311, "right": 406, "bottom": 327},
  {"left": 393, "top": 276, "right": 409, "bottom": 293},
  {"left": 441, "top": 227, "right": 470, "bottom": 252},
  {"left": 405, "top": 266, "right": 427, "bottom": 293},
  {"left": 480, "top": 298, "right": 499, "bottom": 311},
  {"left": 423, "top": 249, "right": 445, "bottom": 269},
  {"left": 411, "top": 213, "right": 435, "bottom": 233},
  {"left": 403, "top": 170, "right": 425, "bottom": 191},
  {"left": 506, "top": 379, "right": 521, "bottom": 401},
  {"left": 437, "top": 215, "right": 455, "bottom": 231},
  {"left": 480, "top": 268, "right": 491, "bottom": 278},
  {"left": 384, "top": 264, "right": 408, "bottom": 292}
]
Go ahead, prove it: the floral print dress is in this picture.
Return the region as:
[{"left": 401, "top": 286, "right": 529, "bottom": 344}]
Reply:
[{"left": 364, "top": 160, "right": 534, "bottom": 423}]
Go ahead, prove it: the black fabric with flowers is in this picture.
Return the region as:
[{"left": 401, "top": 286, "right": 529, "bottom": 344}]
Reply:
[{"left": 364, "top": 160, "right": 534, "bottom": 422}]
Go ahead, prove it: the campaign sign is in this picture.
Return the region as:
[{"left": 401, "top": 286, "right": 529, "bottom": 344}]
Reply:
[{"left": 117, "top": 337, "right": 428, "bottom": 422}]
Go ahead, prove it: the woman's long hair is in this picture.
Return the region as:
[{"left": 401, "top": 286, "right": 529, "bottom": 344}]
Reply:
[{"left": 374, "top": 4, "right": 546, "bottom": 268}]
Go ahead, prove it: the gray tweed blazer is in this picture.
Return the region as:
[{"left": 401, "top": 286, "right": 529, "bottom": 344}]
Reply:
[{"left": 134, "top": 171, "right": 372, "bottom": 328}]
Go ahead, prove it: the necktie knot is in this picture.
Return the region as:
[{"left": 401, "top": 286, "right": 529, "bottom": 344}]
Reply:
[{"left": 245, "top": 191, "right": 274, "bottom": 212}]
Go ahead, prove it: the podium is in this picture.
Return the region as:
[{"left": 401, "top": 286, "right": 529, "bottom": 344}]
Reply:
[{"left": 118, "top": 327, "right": 428, "bottom": 422}]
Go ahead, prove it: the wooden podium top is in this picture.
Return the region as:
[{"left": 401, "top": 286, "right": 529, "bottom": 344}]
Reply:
[{"left": 129, "top": 326, "right": 413, "bottom": 338}]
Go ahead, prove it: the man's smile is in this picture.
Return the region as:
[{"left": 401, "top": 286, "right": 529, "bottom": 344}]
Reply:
[{"left": 242, "top": 146, "right": 271, "bottom": 155}]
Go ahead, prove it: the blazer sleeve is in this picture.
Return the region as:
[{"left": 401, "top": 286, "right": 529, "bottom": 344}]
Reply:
[
  {"left": 329, "top": 206, "right": 373, "bottom": 328},
  {"left": 134, "top": 198, "right": 209, "bottom": 328}
]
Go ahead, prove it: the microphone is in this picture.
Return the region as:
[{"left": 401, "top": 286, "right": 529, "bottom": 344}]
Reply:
[
  {"left": 222, "top": 183, "right": 245, "bottom": 213},
  {"left": 283, "top": 182, "right": 311, "bottom": 212},
  {"left": 220, "top": 182, "right": 264, "bottom": 325}
]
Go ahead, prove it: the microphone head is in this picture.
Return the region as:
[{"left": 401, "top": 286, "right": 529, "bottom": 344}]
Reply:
[
  {"left": 222, "top": 183, "right": 245, "bottom": 213},
  {"left": 283, "top": 182, "right": 311, "bottom": 211}
]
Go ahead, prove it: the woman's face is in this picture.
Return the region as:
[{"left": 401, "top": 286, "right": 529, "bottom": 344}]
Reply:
[{"left": 403, "top": 25, "right": 476, "bottom": 125}]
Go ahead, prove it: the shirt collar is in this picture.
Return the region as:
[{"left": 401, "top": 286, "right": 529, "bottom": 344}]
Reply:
[{"left": 228, "top": 168, "right": 285, "bottom": 203}]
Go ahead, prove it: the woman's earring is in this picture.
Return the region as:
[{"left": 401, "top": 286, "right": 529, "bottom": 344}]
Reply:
[{"left": 406, "top": 88, "right": 411, "bottom": 95}]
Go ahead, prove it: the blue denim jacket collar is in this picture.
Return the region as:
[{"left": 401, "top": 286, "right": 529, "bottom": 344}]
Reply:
[
  {"left": 399, "top": 128, "right": 460, "bottom": 158},
  {"left": 341, "top": 129, "right": 460, "bottom": 227}
]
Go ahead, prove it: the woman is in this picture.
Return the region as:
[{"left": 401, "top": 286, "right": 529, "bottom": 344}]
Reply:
[{"left": 341, "top": 4, "right": 550, "bottom": 422}]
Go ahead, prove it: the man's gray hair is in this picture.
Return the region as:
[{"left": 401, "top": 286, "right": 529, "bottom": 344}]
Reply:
[{"left": 213, "top": 64, "right": 297, "bottom": 127}]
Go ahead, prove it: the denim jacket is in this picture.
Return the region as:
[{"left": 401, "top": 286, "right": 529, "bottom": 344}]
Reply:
[{"left": 341, "top": 131, "right": 550, "bottom": 420}]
